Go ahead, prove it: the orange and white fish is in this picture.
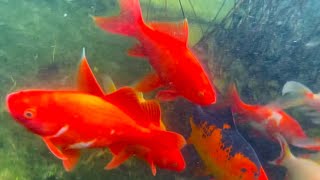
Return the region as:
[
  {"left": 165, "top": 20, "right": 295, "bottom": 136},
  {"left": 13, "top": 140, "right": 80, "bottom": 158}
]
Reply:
[
  {"left": 6, "top": 50, "right": 186, "bottom": 175},
  {"left": 270, "top": 134, "right": 320, "bottom": 180},
  {"left": 229, "top": 84, "right": 320, "bottom": 151},
  {"left": 93, "top": 0, "right": 216, "bottom": 105},
  {"left": 281, "top": 81, "right": 320, "bottom": 124}
]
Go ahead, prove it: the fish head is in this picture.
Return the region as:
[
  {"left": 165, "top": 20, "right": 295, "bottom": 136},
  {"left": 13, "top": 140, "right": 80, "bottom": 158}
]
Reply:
[
  {"left": 153, "top": 149, "right": 186, "bottom": 172},
  {"left": 6, "top": 90, "right": 65, "bottom": 136}
]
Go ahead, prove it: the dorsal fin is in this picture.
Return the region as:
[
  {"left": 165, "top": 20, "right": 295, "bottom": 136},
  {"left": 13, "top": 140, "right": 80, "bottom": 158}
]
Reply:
[
  {"left": 148, "top": 19, "right": 189, "bottom": 44},
  {"left": 77, "top": 48, "right": 104, "bottom": 97},
  {"left": 104, "top": 87, "right": 161, "bottom": 128}
]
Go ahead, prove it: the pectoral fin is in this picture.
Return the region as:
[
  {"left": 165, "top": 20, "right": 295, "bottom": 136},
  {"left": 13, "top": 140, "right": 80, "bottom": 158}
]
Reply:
[
  {"left": 42, "top": 137, "right": 67, "bottom": 160},
  {"left": 156, "top": 89, "right": 179, "bottom": 102},
  {"left": 145, "top": 156, "right": 157, "bottom": 176}
]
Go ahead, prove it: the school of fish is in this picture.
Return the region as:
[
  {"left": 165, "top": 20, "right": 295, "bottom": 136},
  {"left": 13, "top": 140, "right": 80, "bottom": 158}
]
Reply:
[{"left": 5, "top": 0, "right": 320, "bottom": 179}]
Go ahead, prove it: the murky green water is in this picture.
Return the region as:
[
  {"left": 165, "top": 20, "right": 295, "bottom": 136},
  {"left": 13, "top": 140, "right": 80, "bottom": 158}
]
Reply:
[{"left": 1, "top": 0, "right": 320, "bottom": 180}]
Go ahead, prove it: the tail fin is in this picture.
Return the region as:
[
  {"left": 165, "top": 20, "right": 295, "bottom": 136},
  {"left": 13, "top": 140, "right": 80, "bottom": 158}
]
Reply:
[
  {"left": 258, "top": 168, "right": 269, "bottom": 180},
  {"left": 279, "top": 81, "right": 313, "bottom": 109},
  {"left": 291, "top": 137, "right": 320, "bottom": 151},
  {"left": 270, "top": 134, "right": 294, "bottom": 166},
  {"left": 282, "top": 81, "right": 312, "bottom": 95},
  {"left": 228, "top": 83, "right": 252, "bottom": 113},
  {"left": 93, "top": 0, "right": 144, "bottom": 37}
]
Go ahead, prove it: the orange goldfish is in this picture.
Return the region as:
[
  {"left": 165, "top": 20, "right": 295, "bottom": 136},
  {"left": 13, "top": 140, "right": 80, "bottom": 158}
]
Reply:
[
  {"left": 93, "top": 0, "right": 216, "bottom": 105},
  {"left": 229, "top": 84, "right": 320, "bottom": 151},
  {"left": 6, "top": 50, "right": 186, "bottom": 175}
]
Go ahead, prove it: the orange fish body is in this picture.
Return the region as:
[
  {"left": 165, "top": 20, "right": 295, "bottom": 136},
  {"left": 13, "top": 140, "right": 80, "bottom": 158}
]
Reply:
[
  {"left": 230, "top": 84, "right": 320, "bottom": 151},
  {"left": 7, "top": 89, "right": 183, "bottom": 170},
  {"left": 6, "top": 50, "right": 186, "bottom": 175},
  {"left": 94, "top": 0, "right": 216, "bottom": 105}
]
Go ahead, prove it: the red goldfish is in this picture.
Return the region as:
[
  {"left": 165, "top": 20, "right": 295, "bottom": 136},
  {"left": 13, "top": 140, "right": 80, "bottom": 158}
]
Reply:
[
  {"left": 6, "top": 50, "right": 186, "bottom": 175},
  {"left": 229, "top": 84, "right": 320, "bottom": 151},
  {"left": 93, "top": 0, "right": 216, "bottom": 105}
]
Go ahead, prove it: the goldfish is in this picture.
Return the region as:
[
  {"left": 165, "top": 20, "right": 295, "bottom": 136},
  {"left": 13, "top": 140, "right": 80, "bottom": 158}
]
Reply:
[
  {"left": 93, "top": 0, "right": 216, "bottom": 105},
  {"left": 270, "top": 134, "right": 320, "bottom": 180},
  {"left": 6, "top": 49, "right": 186, "bottom": 175},
  {"left": 188, "top": 105, "right": 268, "bottom": 180},
  {"left": 229, "top": 84, "right": 320, "bottom": 151}
]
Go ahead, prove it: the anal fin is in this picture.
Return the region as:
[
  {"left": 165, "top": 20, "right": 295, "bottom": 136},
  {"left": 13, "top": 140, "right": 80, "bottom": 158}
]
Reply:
[
  {"left": 61, "top": 149, "right": 80, "bottom": 172},
  {"left": 105, "top": 150, "right": 132, "bottom": 170}
]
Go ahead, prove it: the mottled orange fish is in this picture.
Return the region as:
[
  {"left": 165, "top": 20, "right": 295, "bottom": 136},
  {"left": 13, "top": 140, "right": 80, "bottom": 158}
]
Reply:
[
  {"left": 6, "top": 50, "right": 186, "bottom": 175},
  {"left": 93, "top": 0, "right": 216, "bottom": 105},
  {"left": 189, "top": 105, "right": 268, "bottom": 180}
]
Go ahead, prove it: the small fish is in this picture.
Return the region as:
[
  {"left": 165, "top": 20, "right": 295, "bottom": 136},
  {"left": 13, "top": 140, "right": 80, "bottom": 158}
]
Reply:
[
  {"left": 281, "top": 81, "right": 320, "bottom": 121},
  {"left": 270, "top": 134, "right": 320, "bottom": 180},
  {"left": 93, "top": 0, "right": 216, "bottom": 105},
  {"left": 6, "top": 49, "right": 186, "bottom": 174},
  {"left": 188, "top": 105, "right": 268, "bottom": 180},
  {"left": 229, "top": 84, "right": 320, "bottom": 151}
]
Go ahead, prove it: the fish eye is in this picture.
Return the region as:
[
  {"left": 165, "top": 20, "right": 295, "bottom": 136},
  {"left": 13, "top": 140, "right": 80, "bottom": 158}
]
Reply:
[{"left": 23, "top": 108, "right": 36, "bottom": 119}]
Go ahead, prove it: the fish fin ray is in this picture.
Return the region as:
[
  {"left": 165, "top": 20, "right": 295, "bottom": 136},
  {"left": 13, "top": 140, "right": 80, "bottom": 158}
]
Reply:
[
  {"left": 104, "top": 87, "right": 161, "bottom": 128},
  {"left": 140, "top": 100, "right": 161, "bottom": 127}
]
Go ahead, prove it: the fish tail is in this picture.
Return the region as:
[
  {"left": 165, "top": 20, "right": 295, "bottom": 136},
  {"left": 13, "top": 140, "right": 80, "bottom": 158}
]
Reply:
[
  {"left": 282, "top": 81, "right": 312, "bottom": 96},
  {"left": 279, "top": 81, "right": 312, "bottom": 108},
  {"left": 269, "top": 134, "right": 294, "bottom": 166},
  {"left": 290, "top": 137, "right": 320, "bottom": 151},
  {"left": 93, "top": 0, "right": 144, "bottom": 37}
]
